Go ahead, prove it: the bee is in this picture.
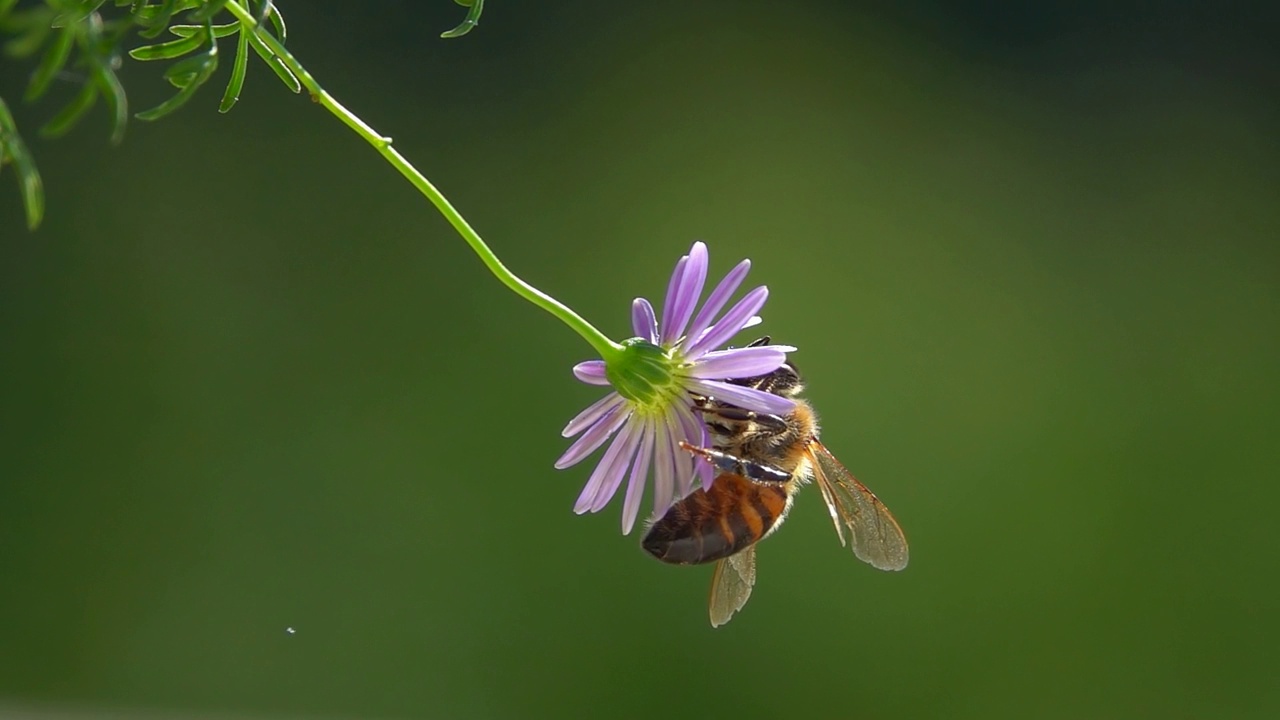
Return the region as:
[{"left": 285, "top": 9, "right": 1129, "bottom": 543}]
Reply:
[{"left": 641, "top": 338, "right": 909, "bottom": 627}]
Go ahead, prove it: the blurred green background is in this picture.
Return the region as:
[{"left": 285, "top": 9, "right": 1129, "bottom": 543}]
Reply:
[{"left": 3, "top": 1, "right": 1279, "bottom": 718}]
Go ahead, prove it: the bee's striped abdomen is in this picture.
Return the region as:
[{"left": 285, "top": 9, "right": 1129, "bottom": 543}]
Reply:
[{"left": 642, "top": 474, "right": 790, "bottom": 565}]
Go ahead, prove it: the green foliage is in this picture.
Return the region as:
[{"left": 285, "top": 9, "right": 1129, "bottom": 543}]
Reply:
[
  {"left": 0, "top": 1, "right": 488, "bottom": 231},
  {"left": 133, "top": 23, "right": 219, "bottom": 120},
  {"left": 242, "top": 23, "right": 297, "bottom": 93},
  {"left": 441, "top": 0, "right": 483, "bottom": 39},
  {"left": 2, "top": 1, "right": 132, "bottom": 146},
  {"left": 124, "top": 2, "right": 295, "bottom": 119},
  {"left": 218, "top": 20, "right": 246, "bottom": 111},
  {"left": 0, "top": 96, "right": 44, "bottom": 230}
]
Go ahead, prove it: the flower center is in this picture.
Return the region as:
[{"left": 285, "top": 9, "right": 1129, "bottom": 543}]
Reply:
[{"left": 606, "top": 337, "right": 686, "bottom": 409}]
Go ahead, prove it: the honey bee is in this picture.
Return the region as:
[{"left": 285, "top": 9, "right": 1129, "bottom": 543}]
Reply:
[{"left": 642, "top": 338, "right": 909, "bottom": 627}]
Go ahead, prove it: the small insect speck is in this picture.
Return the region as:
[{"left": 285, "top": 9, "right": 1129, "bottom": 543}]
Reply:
[{"left": 286, "top": 627, "right": 296, "bottom": 634}]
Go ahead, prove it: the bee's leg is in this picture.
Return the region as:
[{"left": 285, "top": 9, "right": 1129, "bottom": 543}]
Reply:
[
  {"left": 677, "top": 442, "right": 791, "bottom": 485},
  {"left": 695, "top": 404, "right": 789, "bottom": 434}
]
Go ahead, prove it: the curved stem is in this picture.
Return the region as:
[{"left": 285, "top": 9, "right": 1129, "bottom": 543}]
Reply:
[{"left": 223, "top": 1, "right": 623, "bottom": 362}]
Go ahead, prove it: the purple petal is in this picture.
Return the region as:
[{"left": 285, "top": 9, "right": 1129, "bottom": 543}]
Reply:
[
  {"left": 659, "top": 255, "right": 688, "bottom": 344},
  {"left": 631, "top": 298, "right": 658, "bottom": 342},
  {"left": 555, "top": 403, "right": 631, "bottom": 469},
  {"left": 687, "top": 378, "right": 797, "bottom": 416},
  {"left": 671, "top": 408, "right": 696, "bottom": 498},
  {"left": 684, "top": 258, "right": 750, "bottom": 347},
  {"left": 687, "top": 346, "right": 795, "bottom": 380},
  {"left": 651, "top": 420, "right": 678, "bottom": 517},
  {"left": 691, "top": 314, "right": 762, "bottom": 346},
  {"left": 572, "top": 360, "right": 610, "bottom": 386},
  {"left": 674, "top": 401, "right": 714, "bottom": 492},
  {"left": 589, "top": 418, "right": 645, "bottom": 512},
  {"left": 698, "top": 456, "right": 715, "bottom": 491},
  {"left": 661, "top": 243, "right": 709, "bottom": 345},
  {"left": 575, "top": 419, "right": 642, "bottom": 514},
  {"left": 683, "top": 286, "right": 769, "bottom": 360},
  {"left": 621, "top": 420, "right": 655, "bottom": 534},
  {"left": 666, "top": 414, "right": 695, "bottom": 501},
  {"left": 562, "top": 392, "right": 626, "bottom": 437}
]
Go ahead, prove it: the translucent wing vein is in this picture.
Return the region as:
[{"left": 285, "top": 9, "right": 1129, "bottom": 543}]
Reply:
[
  {"left": 809, "top": 441, "right": 909, "bottom": 571},
  {"left": 708, "top": 546, "right": 757, "bottom": 627}
]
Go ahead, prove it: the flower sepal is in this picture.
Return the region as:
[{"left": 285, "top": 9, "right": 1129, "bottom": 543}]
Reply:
[{"left": 605, "top": 337, "right": 681, "bottom": 407}]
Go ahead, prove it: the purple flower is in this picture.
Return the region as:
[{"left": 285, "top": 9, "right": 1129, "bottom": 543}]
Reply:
[{"left": 557, "top": 241, "right": 797, "bottom": 534}]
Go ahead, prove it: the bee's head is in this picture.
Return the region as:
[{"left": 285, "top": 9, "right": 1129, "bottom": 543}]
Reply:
[
  {"left": 726, "top": 338, "right": 804, "bottom": 398},
  {"left": 763, "top": 361, "right": 804, "bottom": 398}
]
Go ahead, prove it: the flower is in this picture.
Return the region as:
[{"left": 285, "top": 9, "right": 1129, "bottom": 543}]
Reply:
[{"left": 557, "top": 241, "right": 797, "bottom": 534}]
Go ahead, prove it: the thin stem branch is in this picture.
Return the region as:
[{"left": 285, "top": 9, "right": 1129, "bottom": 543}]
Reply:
[{"left": 223, "top": 1, "right": 623, "bottom": 361}]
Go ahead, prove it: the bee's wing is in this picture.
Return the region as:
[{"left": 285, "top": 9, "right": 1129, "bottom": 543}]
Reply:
[
  {"left": 708, "top": 545, "right": 756, "bottom": 628},
  {"left": 809, "top": 441, "right": 909, "bottom": 571}
]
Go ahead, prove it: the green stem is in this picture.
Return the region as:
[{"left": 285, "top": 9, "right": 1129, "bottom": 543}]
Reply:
[{"left": 223, "top": 1, "right": 623, "bottom": 362}]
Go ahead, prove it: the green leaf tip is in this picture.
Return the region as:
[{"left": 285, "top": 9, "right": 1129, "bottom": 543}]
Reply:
[
  {"left": 129, "top": 32, "right": 206, "bottom": 60},
  {"left": 246, "top": 29, "right": 300, "bottom": 93},
  {"left": 218, "top": 26, "right": 250, "bottom": 113},
  {"left": 39, "top": 79, "right": 98, "bottom": 138},
  {"left": 0, "top": 96, "right": 46, "bottom": 230},
  {"left": 441, "top": 0, "right": 484, "bottom": 38},
  {"left": 24, "top": 27, "right": 74, "bottom": 102},
  {"left": 136, "top": 45, "right": 219, "bottom": 121}
]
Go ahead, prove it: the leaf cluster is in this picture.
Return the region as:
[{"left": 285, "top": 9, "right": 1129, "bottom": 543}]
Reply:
[
  {"left": 0, "top": 0, "right": 293, "bottom": 230},
  {"left": 2, "top": 0, "right": 486, "bottom": 231},
  {"left": 2, "top": 0, "right": 140, "bottom": 229},
  {"left": 128, "top": 0, "right": 296, "bottom": 119}
]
